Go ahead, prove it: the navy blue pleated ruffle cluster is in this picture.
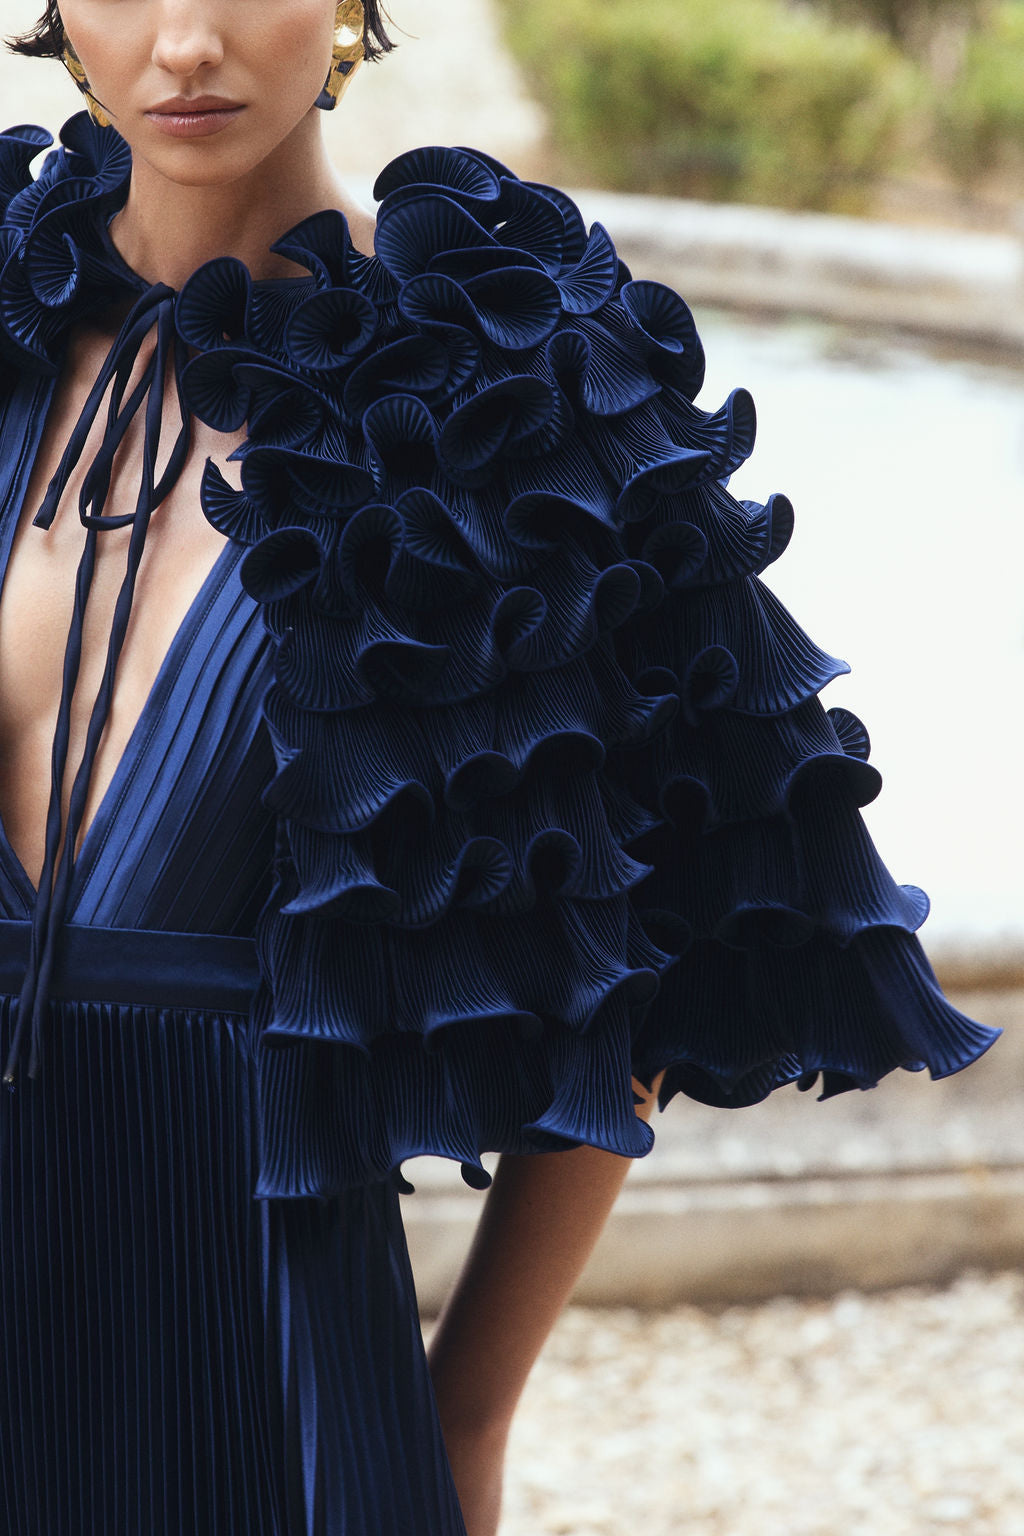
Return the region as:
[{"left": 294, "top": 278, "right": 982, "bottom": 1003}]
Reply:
[{"left": 0, "top": 116, "right": 998, "bottom": 1197}]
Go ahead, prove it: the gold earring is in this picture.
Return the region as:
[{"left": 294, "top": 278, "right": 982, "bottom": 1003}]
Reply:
[
  {"left": 315, "top": 0, "right": 366, "bottom": 111},
  {"left": 62, "top": 38, "right": 112, "bottom": 129}
]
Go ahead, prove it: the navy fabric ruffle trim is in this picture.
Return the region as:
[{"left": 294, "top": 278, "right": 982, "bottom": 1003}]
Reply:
[{"left": 0, "top": 118, "right": 999, "bottom": 1196}]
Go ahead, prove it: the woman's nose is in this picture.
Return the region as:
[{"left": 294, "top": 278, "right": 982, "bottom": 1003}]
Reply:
[{"left": 150, "top": 1, "right": 226, "bottom": 77}]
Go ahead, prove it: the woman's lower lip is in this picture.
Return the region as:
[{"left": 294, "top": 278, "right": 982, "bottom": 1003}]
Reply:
[{"left": 145, "top": 107, "right": 245, "bottom": 139}]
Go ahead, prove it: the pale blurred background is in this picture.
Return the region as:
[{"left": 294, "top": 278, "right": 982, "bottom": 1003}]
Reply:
[{"left": 4, "top": 4, "right": 1024, "bottom": 1532}]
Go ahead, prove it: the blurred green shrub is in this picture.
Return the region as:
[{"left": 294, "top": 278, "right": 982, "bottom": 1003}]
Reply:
[
  {"left": 499, "top": 0, "right": 1024, "bottom": 208},
  {"left": 814, "top": 0, "right": 992, "bottom": 52},
  {"left": 936, "top": 4, "right": 1024, "bottom": 178},
  {"left": 498, "top": 0, "right": 914, "bottom": 211}
]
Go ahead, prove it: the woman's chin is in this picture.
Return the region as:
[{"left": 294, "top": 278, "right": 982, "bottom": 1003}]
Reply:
[
  {"left": 122, "top": 108, "right": 321, "bottom": 190},
  {"left": 127, "top": 138, "right": 271, "bottom": 190}
]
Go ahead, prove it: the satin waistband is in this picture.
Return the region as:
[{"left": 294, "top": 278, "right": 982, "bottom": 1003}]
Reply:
[{"left": 0, "top": 920, "right": 259, "bottom": 1014}]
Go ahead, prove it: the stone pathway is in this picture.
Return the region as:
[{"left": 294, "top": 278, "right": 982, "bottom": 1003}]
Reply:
[{"left": 502, "top": 1274, "right": 1024, "bottom": 1536}]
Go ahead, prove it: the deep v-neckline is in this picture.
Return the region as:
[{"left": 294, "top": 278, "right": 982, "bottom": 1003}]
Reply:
[
  {"left": 0, "top": 373, "right": 239, "bottom": 912},
  {"left": 0, "top": 542, "right": 239, "bottom": 913}
]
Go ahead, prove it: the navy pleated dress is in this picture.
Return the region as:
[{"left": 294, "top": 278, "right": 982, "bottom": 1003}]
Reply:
[{"left": 0, "top": 115, "right": 999, "bottom": 1534}]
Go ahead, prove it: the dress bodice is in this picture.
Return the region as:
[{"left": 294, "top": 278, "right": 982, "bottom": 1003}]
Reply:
[{"left": 0, "top": 372, "right": 277, "bottom": 936}]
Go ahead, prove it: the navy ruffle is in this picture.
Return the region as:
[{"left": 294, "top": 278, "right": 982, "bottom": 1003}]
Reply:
[
  {"left": 0, "top": 117, "right": 138, "bottom": 373},
  {"left": 0, "top": 121, "right": 998, "bottom": 1196}
]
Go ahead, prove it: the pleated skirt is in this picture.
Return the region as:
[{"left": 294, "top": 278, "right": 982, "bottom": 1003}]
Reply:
[{"left": 0, "top": 996, "right": 467, "bottom": 1535}]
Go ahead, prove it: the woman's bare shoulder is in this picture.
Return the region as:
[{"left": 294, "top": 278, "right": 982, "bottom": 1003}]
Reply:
[{"left": 342, "top": 200, "right": 378, "bottom": 259}]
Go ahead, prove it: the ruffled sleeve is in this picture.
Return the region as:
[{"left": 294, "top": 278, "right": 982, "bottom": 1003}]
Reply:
[{"left": 178, "top": 145, "right": 999, "bottom": 1197}]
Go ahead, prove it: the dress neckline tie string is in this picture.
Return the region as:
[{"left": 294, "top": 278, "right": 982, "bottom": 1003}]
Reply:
[{"left": 3, "top": 283, "right": 191, "bottom": 1085}]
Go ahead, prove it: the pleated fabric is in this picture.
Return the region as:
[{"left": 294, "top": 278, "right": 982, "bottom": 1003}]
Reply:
[
  {"left": 0, "top": 528, "right": 465, "bottom": 1530},
  {"left": 0, "top": 992, "right": 464, "bottom": 1535},
  {"left": 0, "top": 313, "right": 465, "bottom": 1527},
  {"left": 0, "top": 995, "right": 281, "bottom": 1535}
]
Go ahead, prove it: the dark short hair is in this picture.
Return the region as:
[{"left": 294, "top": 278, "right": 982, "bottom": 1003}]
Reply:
[{"left": 8, "top": 2, "right": 395, "bottom": 62}]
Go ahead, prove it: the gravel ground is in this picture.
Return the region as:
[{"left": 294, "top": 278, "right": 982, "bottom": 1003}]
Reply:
[{"left": 501, "top": 1273, "right": 1024, "bottom": 1536}]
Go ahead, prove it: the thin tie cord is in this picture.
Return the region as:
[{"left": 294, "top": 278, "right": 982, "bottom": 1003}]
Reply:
[{"left": 3, "top": 284, "right": 192, "bottom": 1085}]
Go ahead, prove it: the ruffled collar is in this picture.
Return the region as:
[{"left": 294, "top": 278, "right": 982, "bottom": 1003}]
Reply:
[
  {"left": 0, "top": 112, "right": 684, "bottom": 545},
  {"left": 0, "top": 111, "right": 633, "bottom": 382},
  {"left": 0, "top": 113, "right": 657, "bottom": 484},
  {"left": 0, "top": 112, "right": 342, "bottom": 373}
]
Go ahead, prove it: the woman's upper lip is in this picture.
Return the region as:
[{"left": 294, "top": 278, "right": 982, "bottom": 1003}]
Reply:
[{"left": 148, "top": 96, "right": 243, "bottom": 114}]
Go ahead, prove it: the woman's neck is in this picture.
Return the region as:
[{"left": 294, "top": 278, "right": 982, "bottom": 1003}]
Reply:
[{"left": 107, "top": 112, "right": 368, "bottom": 290}]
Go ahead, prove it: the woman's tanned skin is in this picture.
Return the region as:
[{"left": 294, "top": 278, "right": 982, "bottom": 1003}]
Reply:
[{"left": 428, "top": 1085, "right": 660, "bottom": 1534}]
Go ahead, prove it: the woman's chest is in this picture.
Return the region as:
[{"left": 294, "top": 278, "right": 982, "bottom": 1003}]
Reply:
[{"left": 0, "top": 334, "right": 253, "bottom": 890}]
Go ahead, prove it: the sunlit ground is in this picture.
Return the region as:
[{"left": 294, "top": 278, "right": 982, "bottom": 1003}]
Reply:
[{"left": 500, "top": 1274, "right": 1024, "bottom": 1536}]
